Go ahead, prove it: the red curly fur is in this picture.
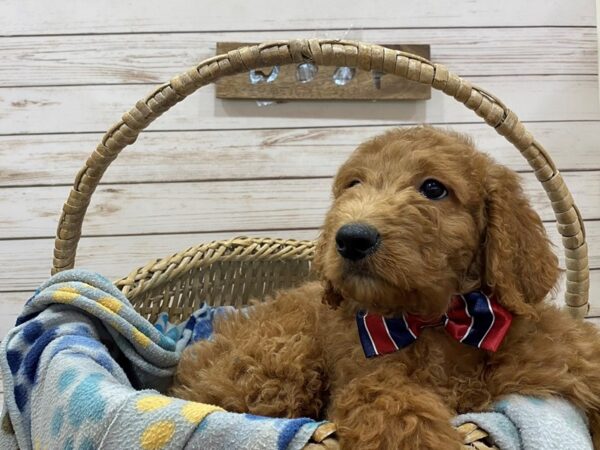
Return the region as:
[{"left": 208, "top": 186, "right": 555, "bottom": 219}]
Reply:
[{"left": 171, "top": 127, "right": 600, "bottom": 449}]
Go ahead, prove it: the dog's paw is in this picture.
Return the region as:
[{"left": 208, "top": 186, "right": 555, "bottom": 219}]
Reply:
[{"left": 329, "top": 375, "right": 464, "bottom": 450}]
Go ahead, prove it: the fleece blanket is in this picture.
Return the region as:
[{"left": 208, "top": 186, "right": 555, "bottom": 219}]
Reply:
[
  {"left": 454, "top": 395, "right": 593, "bottom": 450},
  {"left": 0, "top": 270, "right": 594, "bottom": 450},
  {"left": 0, "top": 270, "right": 322, "bottom": 450}
]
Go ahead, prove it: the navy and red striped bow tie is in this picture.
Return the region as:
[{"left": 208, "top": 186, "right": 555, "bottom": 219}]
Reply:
[{"left": 356, "top": 291, "right": 512, "bottom": 358}]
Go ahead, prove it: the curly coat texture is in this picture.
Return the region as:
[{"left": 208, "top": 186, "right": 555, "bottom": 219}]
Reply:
[{"left": 171, "top": 127, "right": 600, "bottom": 449}]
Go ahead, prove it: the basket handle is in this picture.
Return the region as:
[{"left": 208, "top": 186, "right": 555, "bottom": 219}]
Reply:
[{"left": 51, "top": 39, "right": 590, "bottom": 318}]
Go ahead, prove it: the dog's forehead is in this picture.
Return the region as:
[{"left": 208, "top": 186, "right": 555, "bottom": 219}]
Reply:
[
  {"left": 336, "top": 130, "right": 489, "bottom": 205},
  {"left": 349, "top": 131, "right": 481, "bottom": 176}
]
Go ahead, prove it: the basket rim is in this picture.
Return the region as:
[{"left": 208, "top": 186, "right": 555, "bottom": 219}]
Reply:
[
  {"left": 50, "top": 39, "right": 589, "bottom": 318},
  {"left": 115, "top": 236, "right": 315, "bottom": 300}
]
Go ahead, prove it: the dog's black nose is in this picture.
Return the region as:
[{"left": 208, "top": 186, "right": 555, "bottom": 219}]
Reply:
[{"left": 335, "top": 223, "right": 380, "bottom": 261}]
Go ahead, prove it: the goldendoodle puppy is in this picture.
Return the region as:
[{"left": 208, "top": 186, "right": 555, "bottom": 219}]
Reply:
[{"left": 171, "top": 127, "right": 600, "bottom": 449}]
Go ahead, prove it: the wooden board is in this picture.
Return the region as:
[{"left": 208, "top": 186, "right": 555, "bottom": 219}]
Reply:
[
  {"left": 0, "top": 172, "right": 598, "bottom": 239},
  {"left": 1, "top": 76, "right": 599, "bottom": 135},
  {"left": 0, "top": 230, "right": 320, "bottom": 292},
  {"left": 2, "top": 121, "right": 599, "bottom": 187},
  {"left": 1, "top": 28, "right": 596, "bottom": 88},
  {"left": 1, "top": 267, "right": 598, "bottom": 340},
  {"left": 1, "top": 220, "right": 599, "bottom": 292},
  {"left": 215, "top": 42, "right": 431, "bottom": 101},
  {"left": 1, "top": 0, "right": 595, "bottom": 36},
  {"left": 587, "top": 317, "right": 600, "bottom": 326}
]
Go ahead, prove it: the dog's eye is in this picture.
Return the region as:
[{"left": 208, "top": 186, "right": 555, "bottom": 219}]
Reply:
[
  {"left": 346, "top": 179, "right": 361, "bottom": 189},
  {"left": 419, "top": 179, "right": 448, "bottom": 200}
]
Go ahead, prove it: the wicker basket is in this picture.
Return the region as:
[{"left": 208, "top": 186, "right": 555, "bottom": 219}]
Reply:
[{"left": 50, "top": 40, "right": 590, "bottom": 449}]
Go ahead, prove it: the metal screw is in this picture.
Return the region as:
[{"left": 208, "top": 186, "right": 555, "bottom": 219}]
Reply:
[{"left": 372, "top": 71, "right": 383, "bottom": 90}]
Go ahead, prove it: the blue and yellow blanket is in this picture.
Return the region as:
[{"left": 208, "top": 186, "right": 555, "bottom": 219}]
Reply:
[
  {"left": 0, "top": 270, "right": 323, "bottom": 450},
  {"left": 0, "top": 269, "right": 594, "bottom": 449}
]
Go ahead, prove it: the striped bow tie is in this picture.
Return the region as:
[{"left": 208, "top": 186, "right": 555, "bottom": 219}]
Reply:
[{"left": 356, "top": 291, "right": 512, "bottom": 358}]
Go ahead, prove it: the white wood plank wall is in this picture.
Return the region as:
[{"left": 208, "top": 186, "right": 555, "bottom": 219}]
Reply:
[{"left": 0, "top": 1, "right": 599, "bottom": 349}]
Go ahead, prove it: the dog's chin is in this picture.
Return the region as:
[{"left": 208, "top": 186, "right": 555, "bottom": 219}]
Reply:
[
  {"left": 328, "top": 263, "right": 452, "bottom": 318},
  {"left": 328, "top": 265, "right": 407, "bottom": 315}
]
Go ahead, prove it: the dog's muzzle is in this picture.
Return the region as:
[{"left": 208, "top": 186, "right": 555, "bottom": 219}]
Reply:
[{"left": 335, "top": 223, "right": 380, "bottom": 261}]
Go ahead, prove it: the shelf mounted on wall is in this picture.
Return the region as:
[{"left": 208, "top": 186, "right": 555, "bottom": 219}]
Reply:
[{"left": 215, "top": 42, "right": 431, "bottom": 101}]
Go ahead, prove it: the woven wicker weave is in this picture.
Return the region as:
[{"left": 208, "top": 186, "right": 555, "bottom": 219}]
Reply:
[{"left": 50, "top": 40, "right": 590, "bottom": 449}]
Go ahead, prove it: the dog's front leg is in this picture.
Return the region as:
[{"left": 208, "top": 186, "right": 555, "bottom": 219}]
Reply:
[
  {"left": 328, "top": 368, "right": 463, "bottom": 450},
  {"left": 170, "top": 286, "right": 329, "bottom": 419}
]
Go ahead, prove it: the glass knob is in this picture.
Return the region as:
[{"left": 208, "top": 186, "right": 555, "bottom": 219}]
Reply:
[
  {"left": 295, "top": 62, "right": 318, "bottom": 83},
  {"left": 249, "top": 66, "right": 280, "bottom": 84},
  {"left": 332, "top": 67, "right": 356, "bottom": 86}
]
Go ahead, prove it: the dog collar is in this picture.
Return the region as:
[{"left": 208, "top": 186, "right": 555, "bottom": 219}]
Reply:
[{"left": 356, "top": 291, "right": 512, "bottom": 358}]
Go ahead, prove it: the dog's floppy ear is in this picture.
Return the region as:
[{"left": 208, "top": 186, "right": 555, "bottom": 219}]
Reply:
[
  {"left": 313, "top": 230, "right": 345, "bottom": 308},
  {"left": 322, "top": 281, "right": 344, "bottom": 309},
  {"left": 483, "top": 163, "right": 560, "bottom": 316}
]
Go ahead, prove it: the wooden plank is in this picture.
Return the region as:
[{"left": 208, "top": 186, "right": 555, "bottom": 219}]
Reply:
[
  {"left": 1, "top": 0, "right": 595, "bottom": 36},
  {"left": 0, "top": 172, "right": 598, "bottom": 239},
  {"left": 1, "top": 76, "right": 598, "bottom": 135},
  {"left": 0, "top": 296, "right": 16, "bottom": 339},
  {"left": 540, "top": 270, "right": 600, "bottom": 313},
  {"left": 1, "top": 28, "right": 595, "bottom": 88},
  {"left": 0, "top": 220, "right": 598, "bottom": 292},
  {"left": 2, "top": 122, "right": 598, "bottom": 187},
  {"left": 1, "top": 267, "right": 598, "bottom": 340},
  {"left": 0, "top": 225, "right": 597, "bottom": 290},
  {"left": 215, "top": 42, "right": 432, "bottom": 101},
  {"left": 0, "top": 230, "right": 320, "bottom": 292},
  {"left": 546, "top": 221, "right": 600, "bottom": 268},
  {"left": 0, "top": 292, "right": 24, "bottom": 340},
  {"left": 586, "top": 317, "right": 600, "bottom": 327}
]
